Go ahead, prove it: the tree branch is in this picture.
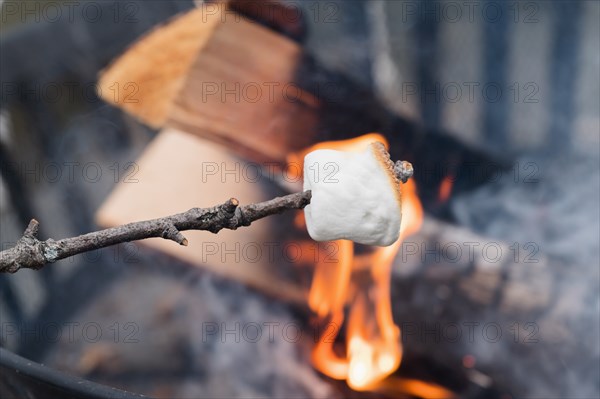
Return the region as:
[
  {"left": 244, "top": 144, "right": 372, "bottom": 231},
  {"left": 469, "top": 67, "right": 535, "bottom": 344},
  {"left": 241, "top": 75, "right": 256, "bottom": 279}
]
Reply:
[
  {"left": 0, "top": 191, "right": 312, "bottom": 273},
  {"left": 0, "top": 155, "right": 414, "bottom": 274}
]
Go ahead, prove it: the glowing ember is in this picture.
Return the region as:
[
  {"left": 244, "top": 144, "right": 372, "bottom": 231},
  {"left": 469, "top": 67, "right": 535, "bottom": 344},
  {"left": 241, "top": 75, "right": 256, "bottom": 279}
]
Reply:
[
  {"left": 438, "top": 175, "right": 454, "bottom": 203},
  {"left": 377, "top": 378, "right": 456, "bottom": 398},
  {"left": 290, "top": 134, "right": 428, "bottom": 394}
]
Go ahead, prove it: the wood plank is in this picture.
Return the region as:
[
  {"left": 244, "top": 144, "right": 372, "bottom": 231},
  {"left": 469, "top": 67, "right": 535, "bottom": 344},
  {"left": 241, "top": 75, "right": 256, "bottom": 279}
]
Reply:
[
  {"left": 98, "top": 3, "right": 319, "bottom": 164},
  {"left": 96, "top": 128, "right": 306, "bottom": 305},
  {"left": 167, "top": 10, "right": 319, "bottom": 163},
  {"left": 97, "top": 6, "right": 222, "bottom": 128}
]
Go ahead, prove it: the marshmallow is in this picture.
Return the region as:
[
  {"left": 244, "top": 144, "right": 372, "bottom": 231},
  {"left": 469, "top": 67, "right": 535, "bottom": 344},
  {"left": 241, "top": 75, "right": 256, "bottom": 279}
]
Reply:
[{"left": 303, "top": 142, "right": 402, "bottom": 246}]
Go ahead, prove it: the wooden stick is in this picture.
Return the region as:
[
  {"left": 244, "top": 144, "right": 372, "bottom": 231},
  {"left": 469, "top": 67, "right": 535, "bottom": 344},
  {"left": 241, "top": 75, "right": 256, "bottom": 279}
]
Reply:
[
  {"left": 0, "top": 154, "right": 415, "bottom": 274},
  {"left": 0, "top": 192, "right": 311, "bottom": 273}
]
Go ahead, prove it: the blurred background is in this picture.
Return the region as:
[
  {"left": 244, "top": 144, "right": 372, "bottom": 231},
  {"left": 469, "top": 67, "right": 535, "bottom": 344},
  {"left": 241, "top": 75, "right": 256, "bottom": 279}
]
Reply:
[{"left": 1, "top": 1, "right": 599, "bottom": 398}]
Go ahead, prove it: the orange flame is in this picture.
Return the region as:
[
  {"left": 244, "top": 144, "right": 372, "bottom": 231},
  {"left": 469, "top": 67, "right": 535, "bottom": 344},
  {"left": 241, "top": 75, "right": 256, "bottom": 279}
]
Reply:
[
  {"left": 376, "top": 377, "right": 456, "bottom": 398},
  {"left": 438, "top": 175, "right": 454, "bottom": 203},
  {"left": 290, "top": 134, "right": 428, "bottom": 393}
]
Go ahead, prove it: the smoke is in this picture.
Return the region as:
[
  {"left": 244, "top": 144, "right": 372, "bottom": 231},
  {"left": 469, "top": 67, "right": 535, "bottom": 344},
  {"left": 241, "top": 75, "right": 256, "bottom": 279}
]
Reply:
[
  {"left": 451, "top": 152, "right": 600, "bottom": 398},
  {"left": 453, "top": 154, "right": 600, "bottom": 268},
  {"left": 181, "top": 273, "right": 333, "bottom": 399}
]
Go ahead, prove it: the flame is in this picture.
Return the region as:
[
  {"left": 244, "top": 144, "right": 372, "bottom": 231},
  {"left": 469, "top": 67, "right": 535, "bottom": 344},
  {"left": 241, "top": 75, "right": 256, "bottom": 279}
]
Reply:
[
  {"left": 376, "top": 377, "right": 456, "bottom": 399},
  {"left": 286, "top": 133, "right": 388, "bottom": 182},
  {"left": 308, "top": 240, "right": 353, "bottom": 318},
  {"left": 290, "top": 134, "right": 433, "bottom": 395},
  {"left": 438, "top": 175, "right": 454, "bottom": 203}
]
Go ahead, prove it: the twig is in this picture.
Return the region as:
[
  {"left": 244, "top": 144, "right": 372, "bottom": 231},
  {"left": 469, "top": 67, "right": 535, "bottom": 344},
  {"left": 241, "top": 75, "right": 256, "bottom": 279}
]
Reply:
[
  {"left": 0, "top": 157, "right": 414, "bottom": 274},
  {"left": 0, "top": 192, "right": 312, "bottom": 273}
]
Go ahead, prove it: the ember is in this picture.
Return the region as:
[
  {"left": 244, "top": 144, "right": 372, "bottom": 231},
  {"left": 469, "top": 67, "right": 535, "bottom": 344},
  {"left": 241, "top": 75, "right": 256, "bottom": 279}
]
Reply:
[{"left": 438, "top": 175, "right": 454, "bottom": 203}]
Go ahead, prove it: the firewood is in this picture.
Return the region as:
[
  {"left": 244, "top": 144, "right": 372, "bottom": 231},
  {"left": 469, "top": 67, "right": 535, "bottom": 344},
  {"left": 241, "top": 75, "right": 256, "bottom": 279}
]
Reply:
[
  {"left": 397, "top": 216, "right": 552, "bottom": 311},
  {"left": 94, "top": 128, "right": 309, "bottom": 304},
  {"left": 98, "top": 3, "right": 318, "bottom": 163},
  {"left": 91, "top": 3, "right": 319, "bottom": 302}
]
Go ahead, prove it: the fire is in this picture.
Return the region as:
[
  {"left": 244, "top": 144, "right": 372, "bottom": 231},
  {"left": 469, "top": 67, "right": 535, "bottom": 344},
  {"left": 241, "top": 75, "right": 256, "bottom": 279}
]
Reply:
[
  {"left": 438, "top": 175, "right": 454, "bottom": 203},
  {"left": 290, "top": 134, "right": 430, "bottom": 394},
  {"left": 376, "top": 378, "right": 456, "bottom": 398},
  {"left": 286, "top": 133, "right": 387, "bottom": 183}
]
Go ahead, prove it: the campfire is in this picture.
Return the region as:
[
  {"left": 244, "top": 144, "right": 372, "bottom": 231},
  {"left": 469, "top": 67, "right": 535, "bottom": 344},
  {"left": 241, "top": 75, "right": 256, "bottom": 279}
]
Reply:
[{"left": 1, "top": 1, "right": 598, "bottom": 399}]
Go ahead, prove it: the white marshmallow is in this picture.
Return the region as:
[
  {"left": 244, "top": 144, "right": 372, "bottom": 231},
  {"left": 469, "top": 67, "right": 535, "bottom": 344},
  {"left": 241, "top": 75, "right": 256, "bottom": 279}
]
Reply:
[{"left": 303, "top": 142, "right": 402, "bottom": 246}]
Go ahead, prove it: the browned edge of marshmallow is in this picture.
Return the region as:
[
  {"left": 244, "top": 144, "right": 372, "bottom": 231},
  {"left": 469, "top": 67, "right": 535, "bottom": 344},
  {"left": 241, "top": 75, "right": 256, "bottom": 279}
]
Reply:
[{"left": 370, "top": 142, "right": 403, "bottom": 209}]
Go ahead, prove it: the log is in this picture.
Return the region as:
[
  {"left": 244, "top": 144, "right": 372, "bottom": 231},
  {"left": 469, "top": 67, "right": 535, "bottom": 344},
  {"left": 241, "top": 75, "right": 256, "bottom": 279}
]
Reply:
[
  {"left": 94, "top": 3, "right": 319, "bottom": 304},
  {"left": 392, "top": 216, "right": 552, "bottom": 313},
  {"left": 98, "top": 3, "right": 318, "bottom": 164},
  {"left": 96, "top": 128, "right": 307, "bottom": 305}
]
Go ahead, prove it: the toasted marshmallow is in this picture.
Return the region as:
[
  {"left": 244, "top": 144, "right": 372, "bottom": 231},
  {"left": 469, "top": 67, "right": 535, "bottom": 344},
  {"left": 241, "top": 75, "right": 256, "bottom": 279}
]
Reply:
[{"left": 303, "top": 142, "right": 402, "bottom": 246}]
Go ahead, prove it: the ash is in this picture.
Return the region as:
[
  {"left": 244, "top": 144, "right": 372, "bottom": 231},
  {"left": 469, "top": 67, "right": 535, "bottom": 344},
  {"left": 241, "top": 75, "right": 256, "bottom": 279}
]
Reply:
[
  {"left": 42, "top": 256, "right": 333, "bottom": 399},
  {"left": 181, "top": 274, "right": 333, "bottom": 399}
]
